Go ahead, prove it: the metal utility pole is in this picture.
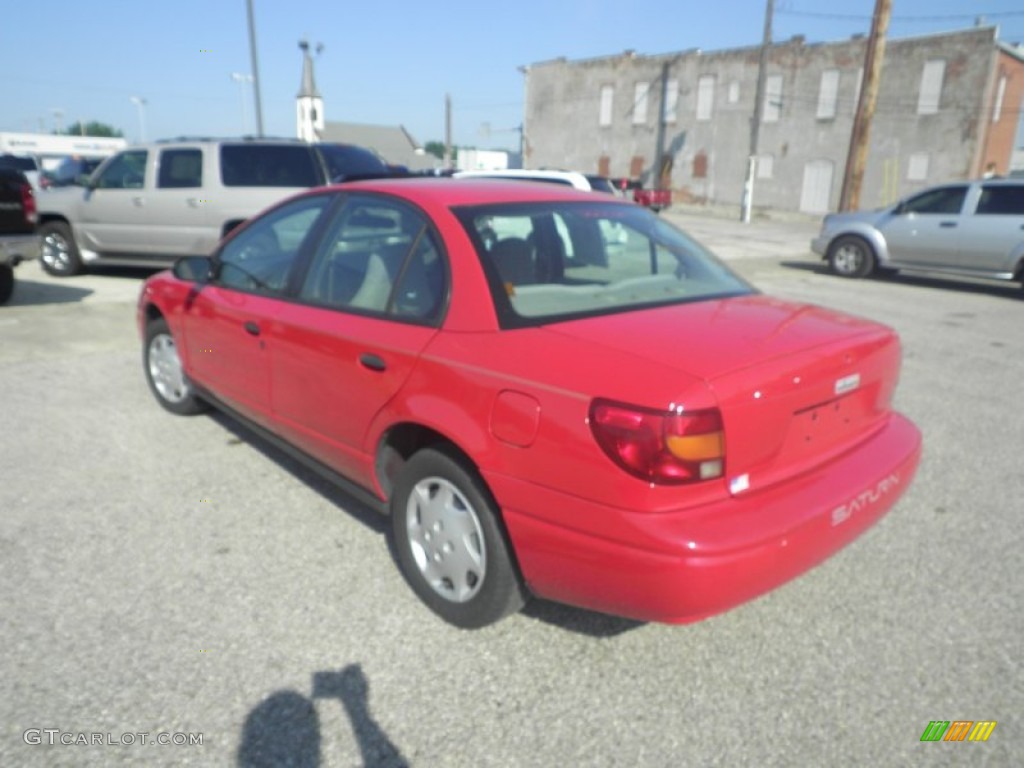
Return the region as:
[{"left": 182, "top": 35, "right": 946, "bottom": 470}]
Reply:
[
  {"left": 654, "top": 61, "right": 670, "bottom": 190},
  {"left": 741, "top": 0, "right": 774, "bottom": 223},
  {"left": 839, "top": 0, "right": 891, "bottom": 211},
  {"left": 443, "top": 93, "right": 453, "bottom": 169},
  {"left": 246, "top": 0, "right": 265, "bottom": 137}
]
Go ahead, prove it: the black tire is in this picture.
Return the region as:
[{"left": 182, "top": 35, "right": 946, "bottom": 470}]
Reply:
[
  {"left": 390, "top": 447, "right": 527, "bottom": 628},
  {"left": 143, "top": 318, "right": 207, "bottom": 416},
  {"left": 39, "top": 221, "right": 84, "bottom": 277},
  {"left": 827, "top": 235, "right": 876, "bottom": 278},
  {"left": 0, "top": 264, "right": 13, "bottom": 305}
]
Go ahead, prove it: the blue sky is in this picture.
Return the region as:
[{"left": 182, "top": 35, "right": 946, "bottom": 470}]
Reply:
[{"left": 4, "top": 1, "right": 1024, "bottom": 150}]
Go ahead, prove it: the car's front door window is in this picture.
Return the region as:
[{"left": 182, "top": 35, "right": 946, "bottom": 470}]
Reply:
[
  {"left": 94, "top": 151, "right": 148, "bottom": 189},
  {"left": 217, "top": 195, "right": 331, "bottom": 294},
  {"left": 902, "top": 186, "right": 967, "bottom": 215}
]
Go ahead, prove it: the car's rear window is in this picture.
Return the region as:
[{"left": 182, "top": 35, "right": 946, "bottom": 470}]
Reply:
[
  {"left": 455, "top": 201, "right": 753, "bottom": 328},
  {"left": 220, "top": 144, "right": 320, "bottom": 187},
  {"left": 0, "top": 155, "right": 38, "bottom": 172}
]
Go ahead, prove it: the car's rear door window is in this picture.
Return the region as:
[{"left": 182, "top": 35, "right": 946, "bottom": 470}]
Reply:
[
  {"left": 298, "top": 194, "right": 446, "bottom": 322},
  {"left": 975, "top": 185, "right": 1024, "bottom": 215},
  {"left": 157, "top": 149, "right": 202, "bottom": 188}
]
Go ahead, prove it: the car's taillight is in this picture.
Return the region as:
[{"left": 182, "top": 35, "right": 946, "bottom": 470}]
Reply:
[
  {"left": 589, "top": 398, "right": 724, "bottom": 484},
  {"left": 20, "top": 183, "right": 37, "bottom": 225}
]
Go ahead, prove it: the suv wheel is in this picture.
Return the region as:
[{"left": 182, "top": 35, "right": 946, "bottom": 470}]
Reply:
[
  {"left": 828, "top": 235, "right": 876, "bottom": 278},
  {"left": 40, "top": 222, "right": 84, "bottom": 277},
  {"left": 390, "top": 447, "right": 527, "bottom": 628},
  {"left": 143, "top": 318, "right": 207, "bottom": 415}
]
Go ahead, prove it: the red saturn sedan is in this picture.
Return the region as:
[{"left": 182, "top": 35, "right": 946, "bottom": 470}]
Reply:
[{"left": 137, "top": 178, "right": 921, "bottom": 628}]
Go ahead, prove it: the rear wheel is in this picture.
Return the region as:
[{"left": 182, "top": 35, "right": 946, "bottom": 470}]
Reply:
[
  {"left": 828, "top": 235, "right": 876, "bottom": 278},
  {"left": 39, "top": 221, "right": 83, "bottom": 277},
  {"left": 0, "top": 264, "right": 13, "bottom": 304},
  {"left": 390, "top": 447, "right": 526, "bottom": 628},
  {"left": 143, "top": 318, "right": 207, "bottom": 415}
]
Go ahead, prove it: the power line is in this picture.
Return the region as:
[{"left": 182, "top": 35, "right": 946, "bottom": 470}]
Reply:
[{"left": 777, "top": 9, "right": 1024, "bottom": 22}]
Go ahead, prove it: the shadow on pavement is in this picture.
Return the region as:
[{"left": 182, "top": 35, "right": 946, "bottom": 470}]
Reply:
[
  {"left": 521, "top": 600, "right": 646, "bottom": 637},
  {"left": 238, "top": 664, "right": 407, "bottom": 768},
  {"left": 779, "top": 260, "right": 1024, "bottom": 300},
  {"left": 6, "top": 279, "right": 93, "bottom": 306}
]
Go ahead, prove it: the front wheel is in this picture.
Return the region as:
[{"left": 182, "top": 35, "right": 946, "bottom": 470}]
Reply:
[
  {"left": 39, "top": 221, "right": 84, "bottom": 277},
  {"left": 390, "top": 448, "right": 527, "bottom": 628},
  {"left": 828, "top": 235, "right": 876, "bottom": 278},
  {"left": 143, "top": 318, "right": 207, "bottom": 415}
]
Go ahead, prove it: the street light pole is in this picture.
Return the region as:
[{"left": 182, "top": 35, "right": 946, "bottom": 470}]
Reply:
[
  {"left": 231, "top": 73, "right": 254, "bottom": 135},
  {"left": 246, "top": 0, "right": 265, "bottom": 137},
  {"left": 130, "top": 96, "right": 147, "bottom": 142}
]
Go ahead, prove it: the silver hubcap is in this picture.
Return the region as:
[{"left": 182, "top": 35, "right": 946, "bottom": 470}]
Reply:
[
  {"left": 148, "top": 333, "right": 190, "bottom": 404},
  {"left": 41, "top": 232, "right": 71, "bottom": 272},
  {"left": 405, "top": 477, "right": 486, "bottom": 603},
  {"left": 833, "top": 243, "right": 863, "bottom": 274}
]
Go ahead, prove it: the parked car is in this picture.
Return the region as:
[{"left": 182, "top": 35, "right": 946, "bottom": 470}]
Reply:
[
  {"left": 138, "top": 178, "right": 921, "bottom": 628},
  {"left": 0, "top": 168, "right": 40, "bottom": 304},
  {"left": 0, "top": 154, "right": 42, "bottom": 193},
  {"left": 37, "top": 138, "right": 391, "bottom": 276},
  {"left": 38, "top": 155, "right": 104, "bottom": 189},
  {"left": 453, "top": 168, "right": 617, "bottom": 194},
  {"left": 812, "top": 178, "right": 1024, "bottom": 287}
]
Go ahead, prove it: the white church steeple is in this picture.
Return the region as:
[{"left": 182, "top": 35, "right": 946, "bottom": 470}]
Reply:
[{"left": 296, "top": 40, "right": 324, "bottom": 142}]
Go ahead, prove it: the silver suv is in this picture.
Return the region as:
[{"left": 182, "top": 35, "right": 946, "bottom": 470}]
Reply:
[
  {"left": 812, "top": 178, "right": 1024, "bottom": 288},
  {"left": 37, "top": 138, "right": 388, "bottom": 276}
]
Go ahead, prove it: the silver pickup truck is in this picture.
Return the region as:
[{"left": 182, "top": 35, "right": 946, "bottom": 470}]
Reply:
[
  {"left": 812, "top": 178, "right": 1024, "bottom": 287},
  {"left": 36, "top": 138, "right": 390, "bottom": 276},
  {"left": 0, "top": 168, "right": 40, "bottom": 304}
]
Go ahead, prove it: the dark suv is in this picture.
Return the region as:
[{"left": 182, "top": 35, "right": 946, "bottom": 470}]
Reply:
[{"left": 37, "top": 138, "right": 391, "bottom": 276}]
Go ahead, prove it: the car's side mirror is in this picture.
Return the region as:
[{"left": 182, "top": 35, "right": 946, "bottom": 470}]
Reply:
[{"left": 172, "top": 256, "right": 214, "bottom": 283}]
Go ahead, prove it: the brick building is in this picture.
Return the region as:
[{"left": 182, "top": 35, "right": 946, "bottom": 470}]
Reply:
[{"left": 522, "top": 26, "right": 1024, "bottom": 213}]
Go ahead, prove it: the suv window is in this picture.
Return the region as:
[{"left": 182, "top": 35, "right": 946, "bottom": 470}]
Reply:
[
  {"left": 315, "top": 144, "right": 389, "bottom": 181},
  {"left": 158, "top": 149, "right": 202, "bottom": 188},
  {"left": 901, "top": 186, "right": 967, "bottom": 215},
  {"left": 975, "top": 185, "right": 1024, "bottom": 215},
  {"left": 220, "top": 144, "right": 320, "bottom": 187},
  {"left": 94, "top": 150, "right": 148, "bottom": 189},
  {"left": 0, "top": 155, "right": 38, "bottom": 173},
  {"left": 218, "top": 195, "right": 330, "bottom": 294}
]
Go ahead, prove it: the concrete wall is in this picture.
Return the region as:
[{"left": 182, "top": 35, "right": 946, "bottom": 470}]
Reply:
[{"left": 524, "top": 27, "right": 1008, "bottom": 213}]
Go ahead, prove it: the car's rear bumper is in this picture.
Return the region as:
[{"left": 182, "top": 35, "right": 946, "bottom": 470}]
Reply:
[
  {"left": 0, "top": 233, "right": 41, "bottom": 265},
  {"left": 493, "top": 412, "right": 921, "bottom": 624}
]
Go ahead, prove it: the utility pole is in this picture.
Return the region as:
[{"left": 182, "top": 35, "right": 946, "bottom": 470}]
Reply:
[
  {"left": 839, "top": 0, "right": 891, "bottom": 211},
  {"left": 443, "top": 93, "right": 453, "bottom": 169},
  {"left": 654, "top": 61, "right": 670, "bottom": 191},
  {"left": 741, "top": 0, "right": 774, "bottom": 223},
  {"left": 246, "top": 0, "right": 265, "bottom": 137}
]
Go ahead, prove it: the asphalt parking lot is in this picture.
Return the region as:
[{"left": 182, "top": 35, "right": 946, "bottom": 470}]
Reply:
[{"left": 1, "top": 214, "right": 1021, "bottom": 766}]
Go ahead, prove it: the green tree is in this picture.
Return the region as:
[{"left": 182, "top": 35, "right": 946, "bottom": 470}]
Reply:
[
  {"left": 59, "top": 121, "right": 124, "bottom": 138},
  {"left": 424, "top": 140, "right": 446, "bottom": 160}
]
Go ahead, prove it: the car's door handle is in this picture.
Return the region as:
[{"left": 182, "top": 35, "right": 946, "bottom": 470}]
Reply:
[
  {"left": 243, "top": 321, "right": 261, "bottom": 336},
  {"left": 359, "top": 353, "right": 387, "bottom": 372},
  {"left": 132, "top": 197, "right": 145, "bottom": 207},
  {"left": 939, "top": 221, "right": 957, "bottom": 228}
]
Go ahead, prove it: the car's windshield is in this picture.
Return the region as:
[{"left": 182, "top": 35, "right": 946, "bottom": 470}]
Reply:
[
  {"left": 455, "top": 201, "right": 753, "bottom": 327},
  {"left": 316, "top": 144, "right": 389, "bottom": 180}
]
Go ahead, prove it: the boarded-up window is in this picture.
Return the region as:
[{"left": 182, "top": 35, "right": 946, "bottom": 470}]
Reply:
[
  {"left": 907, "top": 153, "right": 929, "bottom": 181},
  {"left": 693, "top": 151, "right": 708, "bottom": 179},
  {"left": 630, "top": 155, "right": 645, "bottom": 177},
  {"left": 696, "top": 75, "right": 715, "bottom": 121},
  {"left": 917, "top": 60, "right": 945, "bottom": 115},
  {"left": 665, "top": 78, "right": 679, "bottom": 123},
  {"left": 764, "top": 74, "right": 783, "bottom": 122},
  {"left": 757, "top": 154, "right": 774, "bottom": 179},
  {"left": 817, "top": 69, "right": 840, "bottom": 120},
  {"left": 993, "top": 75, "right": 1007, "bottom": 122},
  {"left": 598, "top": 155, "right": 610, "bottom": 177},
  {"left": 728, "top": 80, "right": 740, "bottom": 103},
  {"left": 599, "top": 85, "right": 614, "bottom": 126},
  {"left": 633, "top": 82, "right": 649, "bottom": 124}
]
